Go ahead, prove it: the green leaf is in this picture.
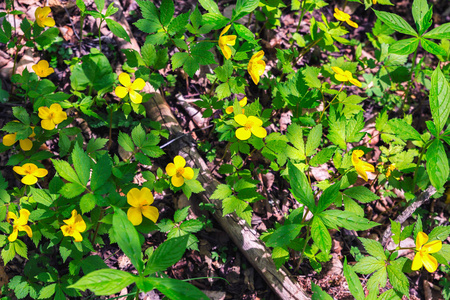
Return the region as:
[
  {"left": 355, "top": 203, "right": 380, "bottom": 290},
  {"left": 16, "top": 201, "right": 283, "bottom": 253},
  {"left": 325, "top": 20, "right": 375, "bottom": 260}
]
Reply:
[
  {"left": 387, "top": 260, "right": 409, "bottom": 296},
  {"left": 180, "top": 219, "right": 203, "bottom": 233},
  {"left": 353, "top": 256, "right": 385, "bottom": 274},
  {"left": 305, "top": 124, "right": 322, "bottom": 157},
  {"left": 118, "top": 132, "right": 134, "bottom": 152},
  {"left": 428, "top": 226, "right": 450, "bottom": 241},
  {"left": 59, "top": 183, "right": 85, "bottom": 198},
  {"left": 233, "top": 23, "right": 254, "bottom": 41},
  {"left": 134, "top": 18, "right": 162, "bottom": 34},
  {"left": 388, "top": 118, "right": 422, "bottom": 141},
  {"left": 91, "top": 153, "right": 112, "bottom": 191},
  {"left": 94, "top": 0, "right": 105, "bottom": 11},
  {"left": 412, "top": 0, "right": 431, "bottom": 35},
  {"left": 159, "top": 0, "right": 174, "bottom": 26},
  {"left": 210, "top": 184, "right": 233, "bottom": 200},
  {"left": 421, "top": 38, "right": 448, "bottom": 56},
  {"left": 131, "top": 124, "right": 146, "bottom": 148},
  {"left": 423, "top": 23, "right": 450, "bottom": 40},
  {"left": 68, "top": 269, "right": 135, "bottom": 296},
  {"left": 39, "top": 283, "right": 56, "bottom": 299},
  {"left": 198, "top": 0, "right": 220, "bottom": 14},
  {"left": 343, "top": 259, "right": 365, "bottom": 300},
  {"left": 233, "top": 0, "right": 259, "bottom": 21},
  {"left": 343, "top": 186, "right": 380, "bottom": 203},
  {"left": 145, "top": 235, "right": 188, "bottom": 275},
  {"left": 81, "top": 255, "right": 109, "bottom": 275},
  {"left": 265, "top": 224, "right": 302, "bottom": 248},
  {"left": 373, "top": 10, "right": 417, "bottom": 36},
  {"left": 430, "top": 66, "right": 450, "bottom": 134},
  {"left": 311, "top": 283, "right": 333, "bottom": 300},
  {"left": 302, "top": 66, "right": 321, "bottom": 89},
  {"left": 106, "top": 19, "right": 130, "bottom": 42},
  {"left": 105, "top": 3, "right": 119, "bottom": 17},
  {"left": 86, "top": 138, "right": 108, "bottom": 154},
  {"left": 29, "top": 187, "right": 54, "bottom": 206},
  {"left": 141, "top": 42, "right": 156, "bottom": 67},
  {"left": 1, "top": 243, "right": 15, "bottom": 264},
  {"left": 311, "top": 217, "right": 331, "bottom": 253},
  {"left": 80, "top": 194, "right": 96, "bottom": 214},
  {"left": 52, "top": 159, "right": 81, "bottom": 184},
  {"left": 72, "top": 144, "right": 91, "bottom": 186},
  {"left": 426, "top": 139, "right": 449, "bottom": 189},
  {"left": 288, "top": 161, "right": 315, "bottom": 211},
  {"left": 359, "top": 238, "right": 386, "bottom": 260},
  {"left": 12, "top": 107, "right": 30, "bottom": 125},
  {"left": 388, "top": 38, "right": 419, "bottom": 55},
  {"left": 367, "top": 267, "right": 388, "bottom": 292},
  {"left": 139, "top": 277, "right": 209, "bottom": 300},
  {"left": 316, "top": 182, "right": 340, "bottom": 213},
  {"left": 112, "top": 207, "right": 143, "bottom": 273},
  {"left": 35, "top": 27, "right": 60, "bottom": 48},
  {"left": 13, "top": 239, "right": 27, "bottom": 259},
  {"left": 320, "top": 210, "right": 379, "bottom": 231},
  {"left": 310, "top": 146, "right": 336, "bottom": 167},
  {"left": 168, "top": 12, "right": 190, "bottom": 34}
]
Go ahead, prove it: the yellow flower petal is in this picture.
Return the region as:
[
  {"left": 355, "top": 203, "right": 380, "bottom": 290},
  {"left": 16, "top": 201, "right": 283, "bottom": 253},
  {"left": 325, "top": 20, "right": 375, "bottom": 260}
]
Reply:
[
  {"left": 171, "top": 174, "right": 185, "bottom": 187},
  {"left": 127, "top": 188, "right": 142, "bottom": 207},
  {"left": 174, "top": 155, "right": 186, "bottom": 169},
  {"left": 13, "top": 166, "right": 26, "bottom": 175},
  {"left": 220, "top": 44, "right": 232, "bottom": 60},
  {"left": 142, "top": 206, "right": 159, "bottom": 223},
  {"left": 422, "top": 253, "right": 438, "bottom": 273},
  {"left": 349, "top": 77, "right": 362, "bottom": 88},
  {"left": 61, "top": 224, "right": 71, "bottom": 236},
  {"left": 74, "top": 215, "right": 87, "bottom": 232},
  {"left": 346, "top": 19, "right": 358, "bottom": 28},
  {"left": 3, "top": 133, "right": 17, "bottom": 147},
  {"left": 115, "top": 86, "right": 128, "bottom": 98},
  {"left": 8, "top": 229, "right": 18, "bottom": 242},
  {"left": 140, "top": 187, "right": 154, "bottom": 205},
  {"left": 43, "top": 17, "right": 55, "bottom": 27},
  {"left": 335, "top": 73, "right": 348, "bottom": 82},
  {"left": 41, "top": 119, "right": 55, "bottom": 131},
  {"left": 220, "top": 24, "right": 232, "bottom": 37},
  {"left": 225, "top": 106, "right": 234, "bottom": 114},
  {"left": 182, "top": 167, "right": 194, "bottom": 180},
  {"left": 52, "top": 111, "right": 68, "bottom": 125},
  {"left": 118, "top": 73, "right": 131, "bottom": 87},
  {"left": 416, "top": 232, "right": 429, "bottom": 250},
  {"left": 234, "top": 114, "right": 248, "bottom": 127},
  {"left": 127, "top": 207, "right": 143, "bottom": 226},
  {"left": 423, "top": 240, "right": 442, "bottom": 254},
  {"left": 18, "top": 225, "right": 33, "bottom": 238},
  {"left": 6, "top": 211, "right": 18, "bottom": 222},
  {"left": 129, "top": 90, "right": 142, "bottom": 104},
  {"left": 131, "top": 78, "right": 146, "bottom": 91},
  {"left": 22, "top": 174, "right": 38, "bottom": 185},
  {"left": 166, "top": 163, "right": 177, "bottom": 177},
  {"left": 251, "top": 126, "right": 267, "bottom": 138},
  {"left": 236, "top": 127, "right": 252, "bottom": 140},
  {"left": 38, "top": 106, "right": 51, "bottom": 120},
  {"left": 411, "top": 252, "right": 424, "bottom": 270},
  {"left": 239, "top": 97, "right": 247, "bottom": 107},
  {"left": 19, "top": 139, "right": 33, "bottom": 151},
  {"left": 248, "top": 116, "right": 263, "bottom": 127},
  {"left": 16, "top": 209, "right": 30, "bottom": 226}
]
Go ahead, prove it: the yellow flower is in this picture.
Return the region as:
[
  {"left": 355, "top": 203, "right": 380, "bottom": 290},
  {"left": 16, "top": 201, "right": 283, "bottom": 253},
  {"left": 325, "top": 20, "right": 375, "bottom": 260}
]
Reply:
[
  {"left": 332, "top": 66, "right": 362, "bottom": 88},
  {"left": 7, "top": 209, "right": 32, "bottom": 242},
  {"left": 166, "top": 156, "right": 195, "bottom": 187},
  {"left": 412, "top": 232, "right": 442, "bottom": 272},
  {"left": 226, "top": 97, "right": 247, "bottom": 114},
  {"left": 3, "top": 126, "right": 35, "bottom": 151},
  {"left": 32, "top": 60, "right": 54, "bottom": 78},
  {"left": 13, "top": 163, "right": 48, "bottom": 185},
  {"left": 218, "top": 25, "right": 237, "bottom": 60},
  {"left": 60, "top": 210, "right": 86, "bottom": 242},
  {"left": 333, "top": 7, "right": 358, "bottom": 28},
  {"left": 35, "top": 7, "right": 55, "bottom": 28},
  {"left": 351, "top": 150, "right": 375, "bottom": 181},
  {"left": 247, "top": 50, "right": 266, "bottom": 85},
  {"left": 127, "top": 187, "right": 159, "bottom": 226},
  {"left": 234, "top": 114, "right": 267, "bottom": 141},
  {"left": 386, "top": 163, "right": 396, "bottom": 178},
  {"left": 115, "top": 73, "right": 146, "bottom": 104},
  {"left": 38, "top": 103, "right": 68, "bottom": 130},
  {"left": 373, "top": 0, "right": 377, "bottom": 4}
]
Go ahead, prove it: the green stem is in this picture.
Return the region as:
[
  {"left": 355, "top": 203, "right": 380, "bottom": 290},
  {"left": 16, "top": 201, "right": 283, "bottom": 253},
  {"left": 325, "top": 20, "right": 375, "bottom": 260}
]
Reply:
[
  {"left": 400, "top": 46, "right": 419, "bottom": 112},
  {"left": 91, "top": 207, "right": 104, "bottom": 247},
  {"left": 98, "top": 19, "right": 103, "bottom": 51},
  {"left": 318, "top": 84, "right": 344, "bottom": 122},
  {"left": 107, "top": 105, "right": 114, "bottom": 149},
  {"left": 79, "top": 14, "right": 85, "bottom": 54},
  {"left": 134, "top": 288, "right": 140, "bottom": 300},
  {"left": 411, "top": 139, "right": 433, "bottom": 193}
]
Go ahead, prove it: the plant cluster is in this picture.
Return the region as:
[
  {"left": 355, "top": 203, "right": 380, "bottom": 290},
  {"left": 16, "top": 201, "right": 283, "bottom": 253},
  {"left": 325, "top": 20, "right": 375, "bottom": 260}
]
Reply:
[{"left": 0, "top": 0, "right": 449, "bottom": 299}]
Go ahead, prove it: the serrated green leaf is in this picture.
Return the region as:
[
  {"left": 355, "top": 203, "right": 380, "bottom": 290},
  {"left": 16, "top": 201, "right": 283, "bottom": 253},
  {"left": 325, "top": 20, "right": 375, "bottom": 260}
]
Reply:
[
  {"left": 305, "top": 124, "right": 322, "bottom": 157},
  {"left": 145, "top": 235, "right": 188, "bottom": 275},
  {"left": 80, "top": 194, "right": 96, "bottom": 214},
  {"left": 359, "top": 238, "right": 386, "bottom": 260},
  {"left": 198, "top": 0, "right": 220, "bottom": 14},
  {"left": 138, "top": 277, "right": 209, "bottom": 300},
  {"left": 39, "top": 283, "right": 56, "bottom": 299},
  {"left": 12, "top": 107, "right": 30, "bottom": 125},
  {"left": 266, "top": 224, "right": 302, "bottom": 248},
  {"left": 353, "top": 256, "right": 385, "bottom": 274},
  {"left": 311, "top": 216, "right": 331, "bottom": 253},
  {"left": 311, "top": 283, "right": 333, "bottom": 300},
  {"left": 118, "top": 132, "right": 134, "bottom": 152},
  {"left": 59, "top": 183, "right": 85, "bottom": 198},
  {"left": 423, "top": 23, "right": 450, "bottom": 39},
  {"left": 387, "top": 260, "right": 409, "bottom": 296},
  {"left": 343, "top": 259, "right": 365, "bottom": 300},
  {"left": 430, "top": 66, "right": 450, "bottom": 134},
  {"left": 320, "top": 210, "right": 379, "bottom": 231},
  {"left": 52, "top": 159, "right": 82, "bottom": 185},
  {"left": 426, "top": 139, "right": 449, "bottom": 189},
  {"left": 159, "top": 0, "right": 174, "bottom": 26},
  {"left": 68, "top": 269, "right": 135, "bottom": 296},
  {"left": 343, "top": 186, "right": 380, "bottom": 203},
  {"left": 421, "top": 38, "right": 447, "bottom": 56},
  {"left": 316, "top": 182, "right": 340, "bottom": 213},
  {"left": 288, "top": 161, "right": 315, "bottom": 211},
  {"left": 106, "top": 19, "right": 130, "bottom": 42},
  {"left": 374, "top": 10, "right": 417, "bottom": 36},
  {"left": 210, "top": 184, "right": 233, "bottom": 200},
  {"left": 72, "top": 144, "right": 91, "bottom": 186},
  {"left": 388, "top": 38, "right": 419, "bottom": 55},
  {"left": 428, "top": 226, "right": 450, "bottom": 242},
  {"left": 388, "top": 118, "right": 422, "bottom": 141}
]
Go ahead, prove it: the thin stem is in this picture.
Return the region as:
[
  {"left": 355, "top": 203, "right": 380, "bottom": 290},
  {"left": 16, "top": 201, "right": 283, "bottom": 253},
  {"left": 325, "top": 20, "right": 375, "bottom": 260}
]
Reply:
[
  {"left": 107, "top": 105, "right": 113, "bottom": 149},
  {"left": 98, "top": 19, "right": 103, "bottom": 51},
  {"left": 318, "top": 84, "right": 344, "bottom": 122},
  {"left": 79, "top": 15, "right": 85, "bottom": 54},
  {"left": 91, "top": 207, "right": 104, "bottom": 247},
  {"left": 134, "top": 288, "right": 140, "bottom": 300},
  {"left": 411, "top": 139, "right": 433, "bottom": 193},
  {"left": 400, "top": 47, "right": 419, "bottom": 112}
]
